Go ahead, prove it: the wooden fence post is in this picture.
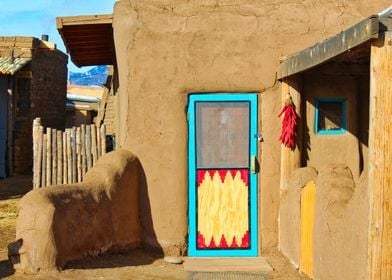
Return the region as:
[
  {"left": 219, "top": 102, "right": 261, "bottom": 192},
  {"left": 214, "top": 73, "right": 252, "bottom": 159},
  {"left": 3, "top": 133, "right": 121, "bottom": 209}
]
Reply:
[
  {"left": 36, "top": 126, "right": 43, "bottom": 188},
  {"left": 52, "top": 129, "right": 57, "bottom": 185},
  {"left": 33, "top": 118, "right": 41, "bottom": 189},
  {"left": 101, "top": 125, "right": 106, "bottom": 155},
  {"left": 86, "top": 125, "right": 92, "bottom": 169},
  {"left": 57, "top": 131, "right": 63, "bottom": 185},
  {"left": 63, "top": 132, "right": 67, "bottom": 184},
  {"left": 91, "top": 125, "right": 98, "bottom": 165},
  {"left": 66, "top": 129, "right": 72, "bottom": 184},
  {"left": 72, "top": 127, "right": 77, "bottom": 183},
  {"left": 41, "top": 134, "right": 47, "bottom": 187},
  {"left": 46, "top": 128, "right": 52, "bottom": 186},
  {"left": 76, "top": 128, "right": 82, "bottom": 182},
  {"left": 81, "top": 125, "right": 86, "bottom": 178}
]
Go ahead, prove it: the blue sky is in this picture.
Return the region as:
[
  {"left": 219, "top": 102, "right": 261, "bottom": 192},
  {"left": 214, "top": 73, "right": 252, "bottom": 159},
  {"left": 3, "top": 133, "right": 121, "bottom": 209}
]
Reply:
[{"left": 0, "top": 0, "right": 117, "bottom": 73}]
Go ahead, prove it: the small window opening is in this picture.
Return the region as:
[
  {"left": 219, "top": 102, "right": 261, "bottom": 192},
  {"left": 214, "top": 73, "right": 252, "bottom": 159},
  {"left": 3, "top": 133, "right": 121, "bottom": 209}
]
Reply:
[{"left": 315, "top": 98, "right": 346, "bottom": 135}]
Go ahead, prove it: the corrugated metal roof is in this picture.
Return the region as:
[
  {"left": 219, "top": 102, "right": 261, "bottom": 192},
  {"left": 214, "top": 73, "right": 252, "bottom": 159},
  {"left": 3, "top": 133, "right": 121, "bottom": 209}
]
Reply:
[{"left": 0, "top": 57, "right": 31, "bottom": 75}]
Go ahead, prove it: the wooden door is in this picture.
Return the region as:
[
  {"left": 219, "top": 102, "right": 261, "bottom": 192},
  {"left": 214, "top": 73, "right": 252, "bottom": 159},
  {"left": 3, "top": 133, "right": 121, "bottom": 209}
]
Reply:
[
  {"left": 188, "top": 93, "right": 258, "bottom": 257},
  {"left": 0, "top": 76, "right": 8, "bottom": 178}
]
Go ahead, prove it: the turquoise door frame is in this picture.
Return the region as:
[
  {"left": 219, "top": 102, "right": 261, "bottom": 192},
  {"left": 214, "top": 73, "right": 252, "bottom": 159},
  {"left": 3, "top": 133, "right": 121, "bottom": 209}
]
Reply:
[
  {"left": 0, "top": 76, "right": 8, "bottom": 178},
  {"left": 187, "top": 93, "right": 258, "bottom": 257}
]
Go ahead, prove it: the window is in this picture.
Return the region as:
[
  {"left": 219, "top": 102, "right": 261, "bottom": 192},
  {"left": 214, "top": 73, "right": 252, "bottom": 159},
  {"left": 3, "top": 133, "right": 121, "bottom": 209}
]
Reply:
[{"left": 315, "top": 98, "right": 346, "bottom": 135}]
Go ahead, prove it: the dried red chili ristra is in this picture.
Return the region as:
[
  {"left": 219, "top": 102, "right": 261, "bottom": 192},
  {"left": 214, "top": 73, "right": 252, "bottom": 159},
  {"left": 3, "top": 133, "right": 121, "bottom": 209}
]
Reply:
[{"left": 278, "top": 103, "right": 297, "bottom": 148}]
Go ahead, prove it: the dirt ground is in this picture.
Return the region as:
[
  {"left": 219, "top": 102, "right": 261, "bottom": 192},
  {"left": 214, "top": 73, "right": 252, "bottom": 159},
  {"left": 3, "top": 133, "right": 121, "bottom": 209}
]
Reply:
[{"left": 0, "top": 176, "right": 309, "bottom": 280}]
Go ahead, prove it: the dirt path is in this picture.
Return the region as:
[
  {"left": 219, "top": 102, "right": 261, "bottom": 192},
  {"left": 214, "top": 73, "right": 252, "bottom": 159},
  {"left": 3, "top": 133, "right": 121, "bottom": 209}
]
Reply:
[{"left": 0, "top": 176, "right": 309, "bottom": 280}]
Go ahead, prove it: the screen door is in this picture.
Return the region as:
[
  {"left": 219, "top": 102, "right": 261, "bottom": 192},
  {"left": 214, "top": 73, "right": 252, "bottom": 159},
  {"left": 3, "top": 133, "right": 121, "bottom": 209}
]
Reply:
[{"left": 188, "top": 93, "right": 258, "bottom": 257}]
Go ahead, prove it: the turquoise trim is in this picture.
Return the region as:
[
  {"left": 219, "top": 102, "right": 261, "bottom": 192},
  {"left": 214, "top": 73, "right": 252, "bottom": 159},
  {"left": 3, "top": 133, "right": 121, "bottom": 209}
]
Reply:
[
  {"left": 315, "top": 98, "right": 346, "bottom": 135},
  {"left": 187, "top": 93, "right": 258, "bottom": 257}
]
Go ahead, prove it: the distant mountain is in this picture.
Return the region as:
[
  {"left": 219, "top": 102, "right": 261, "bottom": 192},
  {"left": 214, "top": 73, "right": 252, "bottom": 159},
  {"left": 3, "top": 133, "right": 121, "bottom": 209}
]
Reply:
[{"left": 69, "top": 66, "right": 108, "bottom": 87}]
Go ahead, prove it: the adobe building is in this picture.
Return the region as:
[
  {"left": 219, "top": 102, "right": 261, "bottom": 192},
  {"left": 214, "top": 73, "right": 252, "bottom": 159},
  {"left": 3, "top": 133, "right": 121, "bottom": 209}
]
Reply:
[
  {"left": 12, "top": 0, "right": 389, "bottom": 278},
  {"left": 0, "top": 37, "right": 67, "bottom": 177},
  {"left": 108, "top": 0, "right": 391, "bottom": 257}
]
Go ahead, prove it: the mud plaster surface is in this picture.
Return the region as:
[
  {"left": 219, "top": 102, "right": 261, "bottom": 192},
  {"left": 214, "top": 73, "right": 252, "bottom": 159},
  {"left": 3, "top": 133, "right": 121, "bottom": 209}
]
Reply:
[
  {"left": 112, "top": 0, "right": 390, "bottom": 254},
  {"left": 10, "top": 150, "right": 141, "bottom": 272}
]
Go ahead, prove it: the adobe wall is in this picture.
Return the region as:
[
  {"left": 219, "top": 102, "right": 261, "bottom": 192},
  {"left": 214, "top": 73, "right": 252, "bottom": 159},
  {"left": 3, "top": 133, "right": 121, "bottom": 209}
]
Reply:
[
  {"left": 9, "top": 150, "right": 141, "bottom": 272},
  {"left": 113, "top": 0, "right": 390, "bottom": 254},
  {"left": 303, "top": 62, "right": 369, "bottom": 180}
]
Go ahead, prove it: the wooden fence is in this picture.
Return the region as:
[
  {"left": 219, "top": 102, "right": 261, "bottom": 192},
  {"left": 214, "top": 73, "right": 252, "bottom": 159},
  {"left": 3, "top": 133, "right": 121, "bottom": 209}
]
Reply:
[{"left": 32, "top": 118, "right": 107, "bottom": 188}]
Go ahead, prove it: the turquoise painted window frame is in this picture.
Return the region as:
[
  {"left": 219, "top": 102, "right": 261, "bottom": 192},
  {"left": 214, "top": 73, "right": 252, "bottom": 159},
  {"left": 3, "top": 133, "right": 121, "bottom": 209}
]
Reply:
[
  {"left": 187, "top": 93, "right": 258, "bottom": 257},
  {"left": 315, "top": 98, "right": 346, "bottom": 135}
]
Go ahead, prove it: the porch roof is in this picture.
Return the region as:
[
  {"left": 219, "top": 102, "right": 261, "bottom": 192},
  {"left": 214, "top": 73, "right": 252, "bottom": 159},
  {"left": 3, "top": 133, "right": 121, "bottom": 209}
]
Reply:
[
  {"left": 278, "top": 6, "right": 392, "bottom": 79},
  {"left": 0, "top": 57, "right": 31, "bottom": 75},
  {"left": 56, "top": 14, "right": 114, "bottom": 67}
]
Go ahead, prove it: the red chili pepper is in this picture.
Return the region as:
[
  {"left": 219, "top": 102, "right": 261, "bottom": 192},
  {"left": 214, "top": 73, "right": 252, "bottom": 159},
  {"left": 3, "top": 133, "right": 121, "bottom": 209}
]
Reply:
[{"left": 278, "top": 104, "right": 297, "bottom": 148}]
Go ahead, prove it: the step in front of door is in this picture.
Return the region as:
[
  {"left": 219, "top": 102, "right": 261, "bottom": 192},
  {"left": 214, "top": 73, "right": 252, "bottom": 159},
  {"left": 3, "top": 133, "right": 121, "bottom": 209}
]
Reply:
[{"left": 184, "top": 257, "right": 273, "bottom": 273}]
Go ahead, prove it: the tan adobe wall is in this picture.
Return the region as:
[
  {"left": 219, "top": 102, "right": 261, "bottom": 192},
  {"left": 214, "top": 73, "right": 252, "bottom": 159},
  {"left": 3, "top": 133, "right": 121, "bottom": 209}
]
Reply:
[
  {"left": 113, "top": 0, "right": 391, "bottom": 255},
  {"left": 303, "top": 61, "right": 369, "bottom": 180},
  {"left": 8, "top": 150, "right": 141, "bottom": 272}
]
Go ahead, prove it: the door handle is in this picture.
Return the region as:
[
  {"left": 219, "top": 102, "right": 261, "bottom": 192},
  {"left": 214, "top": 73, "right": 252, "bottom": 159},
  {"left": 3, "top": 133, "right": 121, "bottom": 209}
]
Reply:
[{"left": 251, "top": 155, "right": 257, "bottom": 174}]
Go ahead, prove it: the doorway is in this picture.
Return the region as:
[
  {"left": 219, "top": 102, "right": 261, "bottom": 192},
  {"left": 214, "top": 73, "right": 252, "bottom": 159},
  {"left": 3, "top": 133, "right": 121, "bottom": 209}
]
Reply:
[{"left": 187, "top": 93, "right": 258, "bottom": 257}]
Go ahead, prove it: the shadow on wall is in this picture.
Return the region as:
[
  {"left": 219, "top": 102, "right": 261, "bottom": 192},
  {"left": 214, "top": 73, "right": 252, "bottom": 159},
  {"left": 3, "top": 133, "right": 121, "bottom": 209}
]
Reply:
[
  {"left": 8, "top": 149, "right": 163, "bottom": 273},
  {"left": 138, "top": 160, "right": 164, "bottom": 256}
]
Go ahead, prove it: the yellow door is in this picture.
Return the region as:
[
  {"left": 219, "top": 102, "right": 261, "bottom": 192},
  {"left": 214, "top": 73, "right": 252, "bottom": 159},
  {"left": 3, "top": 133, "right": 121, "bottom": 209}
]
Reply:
[{"left": 300, "top": 180, "right": 316, "bottom": 277}]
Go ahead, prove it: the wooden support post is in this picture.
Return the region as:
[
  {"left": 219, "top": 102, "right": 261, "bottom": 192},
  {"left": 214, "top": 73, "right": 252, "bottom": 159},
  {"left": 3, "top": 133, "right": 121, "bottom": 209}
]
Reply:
[
  {"left": 46, "top": 128, "right": 52, "bottom": 186},
  {"left": 76, "top": 127, "right": 82, "bottom": 182},
  {"left": 63, "top": 132, "right": 67, "bottom": 184},
  {"left": 97, "top": 124, "right": 102, "bottom": 158},
  {"left": 36, "top": 126, "right": 43, "bottom": 188},
  {"left": 7, "top": 77, "right": 14, "bottom": 175},
  {"left": 52, "top": 129, "right": 57, "bottom": 185},
  {"left": 280, "top": 76, "right": 302, "bottom": 191},
  {"left": 66, "top": 129, "right": 72, "bottom": 184},
  {"left": 57, "top": 131, "right": 63, "bottom": 185},
  {"left": 86, "top": 125, "right": 92, "bottom": 169},
  {"left": 81, "top": 124, "right": 87, "bottom": 177},
  {"left": 32, "top": 118, "right": 41, "bottom": 189},
  {"left": 72, "top": 127, "right": 77, "bottom": 183},
  {"left": 41, "top": 134, "right": 47, "bottom": 187},
  {"left": 368, "top": 31, "right": 392, "bottom": 280},
  {"left": 100, "top": 125, "right": 106, "bottom": 155},
  {"left": 91, "top": 125, "right": 98, "bottom": 165}
]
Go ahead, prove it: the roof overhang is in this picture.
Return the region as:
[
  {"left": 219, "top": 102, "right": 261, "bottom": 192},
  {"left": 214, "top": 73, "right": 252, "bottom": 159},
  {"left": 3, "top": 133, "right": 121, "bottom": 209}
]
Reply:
[
  {"left": 278, "top": 10, "right": 392, "bottom": 79},
  {"left": 56, "top": 14, "right": 114, "bottom": 67}
]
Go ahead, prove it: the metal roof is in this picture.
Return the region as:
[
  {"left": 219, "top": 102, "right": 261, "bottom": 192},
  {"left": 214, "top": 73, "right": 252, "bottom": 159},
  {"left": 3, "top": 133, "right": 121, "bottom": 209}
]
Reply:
[
  {"left": 0, "top": 57, "right": 31, "bottom": 75},
  {"left": 278, "top": 6, "right": 392, "bottom": 79}
]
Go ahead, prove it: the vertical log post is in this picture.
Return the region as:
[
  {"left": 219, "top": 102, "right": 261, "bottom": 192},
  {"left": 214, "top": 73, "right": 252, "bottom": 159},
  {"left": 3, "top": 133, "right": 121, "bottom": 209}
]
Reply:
[
  {"left": 46, "top": 128, "right": 52, "bottom": 186},
  {"left": 32, "top": 118, "right": 40, "bottom": 188},
  {"left": 86, "top": 125, "right": 92, "bottom": 169},
  {"left": 100, "top": 125, "right": 106, "bottom": 155},
  {"left": 97, "top": 124, "right": 102, "bottom": 158},
  {"left": 91, "top": 125, "right": 98, "bottom": 165},
  {"left": 76, "top": 128, "right": 82, "bottom": 182},
  {"left": 368, "top": 31, "right": 392, "bottom": 280},
  {"left": 81, "top": 125, "right": 87, "bottom": 178},
  {"left": 280, "top": 76, "right": 302, "bottom": 191},
  {"left": 63, "top": 132, "right": 67, "bottom": 184},
  {"left": 52, "top": 129, "right": 57, "bottom": 185},
  {"left": 66, "top": 129, "right": 72, "bottom": 184},
  {"left": 72, "top": 127, "right": 77, "bottom": 183},
  {"left": 36, "top": 126, "right": 43, "bottom": 188},
  {"left": 57, "top": 131, "right": 63, "bottom": 185},
  {"left": 41, "top": 134, "right": 47, "bottom": 187}
]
